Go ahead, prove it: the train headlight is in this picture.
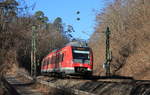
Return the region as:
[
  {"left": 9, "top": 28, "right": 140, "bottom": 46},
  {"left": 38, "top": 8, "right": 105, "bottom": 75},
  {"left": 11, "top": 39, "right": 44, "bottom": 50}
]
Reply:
[{"left": 87, "top": 68, "right": 91, "bottom": 71}]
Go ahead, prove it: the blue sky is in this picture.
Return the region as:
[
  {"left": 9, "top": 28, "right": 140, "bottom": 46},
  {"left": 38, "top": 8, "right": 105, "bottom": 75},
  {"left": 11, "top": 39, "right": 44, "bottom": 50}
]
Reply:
[{"left": 27, "top": 0, "right": 108, "bottom": 40}]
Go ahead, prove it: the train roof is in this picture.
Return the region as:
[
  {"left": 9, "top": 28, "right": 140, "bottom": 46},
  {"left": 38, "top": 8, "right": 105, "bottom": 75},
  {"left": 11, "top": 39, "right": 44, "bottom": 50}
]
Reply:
[{"left": 66, "top": 41, "right": 88, "bottom": 47}]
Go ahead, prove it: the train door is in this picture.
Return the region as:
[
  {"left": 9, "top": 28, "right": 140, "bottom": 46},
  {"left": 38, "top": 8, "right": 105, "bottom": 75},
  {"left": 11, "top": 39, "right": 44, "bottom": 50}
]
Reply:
[
  {"left": 58, "top": 53, "right": 62, "bottom": 72},
  {"left": 58, "top": 53, "right": 64, "bottom": 72},
  {"left": 52, "top": 54, "right": 59, "bottom": 72},
  {"left": 55, "top": 54, "right": 60, "bottom": 72},
  {"left": 52, "top": 55, "right": 56, "bottom": 72},
  {"left": 45, "top": 59, "right": 49, "bottom": 72},
  {"left": 51, "top": 55, "right": 55, "bottom": 72}
]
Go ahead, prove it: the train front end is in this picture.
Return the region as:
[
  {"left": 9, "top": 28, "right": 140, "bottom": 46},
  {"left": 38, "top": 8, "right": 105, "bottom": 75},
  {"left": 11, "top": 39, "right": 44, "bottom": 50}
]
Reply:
[{"left": 71, "top": 46, "right": 93, "bottom": 76}]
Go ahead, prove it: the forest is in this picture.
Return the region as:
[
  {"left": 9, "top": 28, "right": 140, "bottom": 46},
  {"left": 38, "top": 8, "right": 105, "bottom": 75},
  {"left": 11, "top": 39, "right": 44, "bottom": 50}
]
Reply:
[{"left": 0, "top": 0, "right": 150, "bottom": 94}]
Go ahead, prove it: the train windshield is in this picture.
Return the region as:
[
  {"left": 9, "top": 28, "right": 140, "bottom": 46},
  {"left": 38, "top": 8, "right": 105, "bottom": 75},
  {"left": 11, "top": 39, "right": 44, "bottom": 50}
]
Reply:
[{"left": 72, "top": 47, "right": 90, "bottom": 63}]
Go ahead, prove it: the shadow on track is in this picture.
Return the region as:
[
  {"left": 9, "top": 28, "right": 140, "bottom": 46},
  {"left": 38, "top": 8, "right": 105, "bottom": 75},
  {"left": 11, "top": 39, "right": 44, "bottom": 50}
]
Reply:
[
  {"left": 89, "top": 75, "right": 134, "bottom": 80},
  {"left": 66, "top": 75, "right": 134, "bottom": 80}
]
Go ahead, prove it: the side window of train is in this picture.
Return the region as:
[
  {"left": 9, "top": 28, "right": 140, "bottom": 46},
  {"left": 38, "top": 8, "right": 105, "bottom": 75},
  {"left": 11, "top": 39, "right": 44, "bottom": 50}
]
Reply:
[
  {"left": 61, "top": 53, "right": 64, "bottom": 62},
  {"left": 57, "top": 54, "right": 60, "bottom": 64},
  {"left": 59, "top": 54, "right": 61, "bottom": 63},
  {"left": 59, "top": 54, "right": 61, "bottom": 62},
  {"left": 53, "top": 56, "right": 56, "bottom": 63},
  {"left": 56, "top": 54, "right": 58, "bottom": 64},
  {"left": 47, "top": 59, "right": 49, "bottom": 65},
  {"left": 47, "top": 60, "right": 49, "bottom": 65}
]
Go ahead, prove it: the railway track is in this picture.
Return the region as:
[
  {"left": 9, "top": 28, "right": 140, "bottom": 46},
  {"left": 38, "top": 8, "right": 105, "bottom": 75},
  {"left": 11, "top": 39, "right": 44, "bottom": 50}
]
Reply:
[
  {"left": 3, "top": 72, "right": 150, "bottom": 95},
  {"left": 31, "top": 75, "right": 150, "bottom": 95}
]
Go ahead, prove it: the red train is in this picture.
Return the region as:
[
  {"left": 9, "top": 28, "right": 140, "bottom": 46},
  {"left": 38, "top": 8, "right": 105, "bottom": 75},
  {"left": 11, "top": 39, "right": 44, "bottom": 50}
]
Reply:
[{"left": 41, "top": 45, "right": 93, "bottom": 76}]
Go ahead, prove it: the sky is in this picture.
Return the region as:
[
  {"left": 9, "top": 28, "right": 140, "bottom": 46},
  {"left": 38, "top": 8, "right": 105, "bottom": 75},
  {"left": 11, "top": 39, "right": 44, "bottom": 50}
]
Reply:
[{"left": 26, "top": 0, "right": 108, "bottom": 40}]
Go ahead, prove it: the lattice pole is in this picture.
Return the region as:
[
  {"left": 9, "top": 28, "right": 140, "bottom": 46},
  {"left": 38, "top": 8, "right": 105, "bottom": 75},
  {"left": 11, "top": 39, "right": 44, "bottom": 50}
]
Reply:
[
  {"left": 104, "top": 27, "right": 112, "bottom": 76},
  {"left": 31, "top": 26, "right": 37, "bottom": 79}
]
